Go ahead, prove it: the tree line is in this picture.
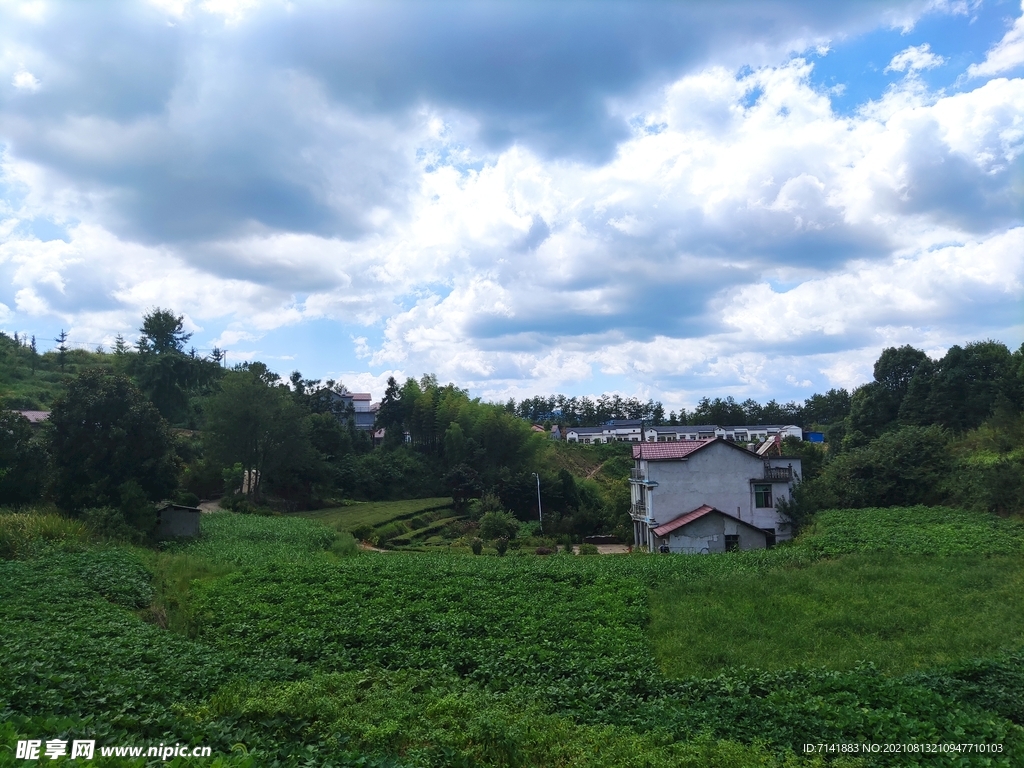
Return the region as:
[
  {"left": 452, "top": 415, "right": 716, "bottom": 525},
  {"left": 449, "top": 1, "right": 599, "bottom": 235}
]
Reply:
[{"left": 2, "top": 312, "right": 1022, "bottom": 542}]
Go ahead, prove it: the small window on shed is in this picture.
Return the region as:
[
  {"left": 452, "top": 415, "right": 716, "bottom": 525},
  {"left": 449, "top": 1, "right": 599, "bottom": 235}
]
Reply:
[
  {"left": 754, "top": 484, "right": 773, "bottom": 508},
  {"left": 724, "top": 534, "right": 740, "bottom": 552}
]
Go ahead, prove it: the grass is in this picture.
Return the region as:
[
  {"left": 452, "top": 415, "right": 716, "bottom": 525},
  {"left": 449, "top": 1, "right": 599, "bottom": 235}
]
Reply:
[
  {"left": 0, "top": 507, "right": 90, "bottom": 559},
  {"left": 303, "top": 496, "right": 453, "bottom": 536},
  {"left": 651, "top": 551, "right": 1024, "bottom": 677}
]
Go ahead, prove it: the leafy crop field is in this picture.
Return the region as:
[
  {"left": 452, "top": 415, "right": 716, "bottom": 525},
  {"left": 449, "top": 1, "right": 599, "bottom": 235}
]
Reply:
[
  {"left": 165, "top": 512, "right": 341, "bottom": 566},
  {"left": 651, "top": 553, "right": 1024, "bottom": 674},
  {"left": 2, "top": 506, "right": 1023, "bottom": 766},
  {"left": 796, "top": 505, "right": 1024, "bottom": 556}
]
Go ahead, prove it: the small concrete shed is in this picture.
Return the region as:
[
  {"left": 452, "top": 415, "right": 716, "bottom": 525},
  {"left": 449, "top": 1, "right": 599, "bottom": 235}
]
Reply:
[
  {"left": 652, "top": 504, "right": 769, "bottom": 554},
  {"left": 155, "top": 502, "right": 201, "bottom": 540}
]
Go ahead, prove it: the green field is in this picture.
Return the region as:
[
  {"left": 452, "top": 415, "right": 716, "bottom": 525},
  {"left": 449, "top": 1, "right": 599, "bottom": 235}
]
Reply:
[
  {"left": 303, "top": 497, "right": 453, "bottom": 532},
  {"left": 2, "top": 506, "right": 1024, "bottom": 766}
]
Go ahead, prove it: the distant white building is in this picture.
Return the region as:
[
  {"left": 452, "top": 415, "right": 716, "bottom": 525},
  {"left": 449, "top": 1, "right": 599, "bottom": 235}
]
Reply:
[
  {"left": 629, "top": 438, "right": 802, "bottom": 553},
  {"left": 565, "top": 421, "right": 803, "bottom": 447},
  {"left": 564, "top": 419, "right": 644, "bottom": 444},
  {"left": 642, "top": 424, "right": 802, "bottom": 444}
]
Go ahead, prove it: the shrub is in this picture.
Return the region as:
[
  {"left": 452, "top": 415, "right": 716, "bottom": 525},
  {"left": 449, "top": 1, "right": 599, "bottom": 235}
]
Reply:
[
  {"left": 495, "top": 537, "right": 509, "bottom": 556},
  {"left": 81, "top": 507, "right": 140, "bottom": 543},
  {"left": 479, "top": 510, "right": 518, "bottom": 540},
  {"left": 470, "top": 537, "right": 483, "bottom": 555},
  {"left": 535, "top": 546, "right": 554, "bottom": 556},
  {"left": 578, "top": 543, "right": 599, "bottom": 556},
  {"left": 349, "top": 523, "right": 374, "bottom": 541},
  {"left": 330, "top": 531, "right": 359, "bottom": 558}
]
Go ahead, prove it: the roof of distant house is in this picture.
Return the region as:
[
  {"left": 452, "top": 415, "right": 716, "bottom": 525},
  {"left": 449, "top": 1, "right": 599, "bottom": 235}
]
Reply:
[
  {"left": 604, "top": 419, "right": 643, "bottom": 427},
  {"left": 13, "top": 410, "right": 50, "bottom": 423},
  {"left": 648, "top": 424, "right": 719, "bottom": 432},
  {"left": 652, "top": 504, "right": 767, "bottom": 537},
  {"left": 331, "top": 390, "right": 372, "bottom": 400}
]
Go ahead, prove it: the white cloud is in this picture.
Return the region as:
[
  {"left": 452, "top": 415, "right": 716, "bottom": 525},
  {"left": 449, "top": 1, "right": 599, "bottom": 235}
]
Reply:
[
  {"left": 885, "top": 44, "right": 946, "bottom": 74},
  {"left": 0, "top": 8, "right": 1022, "bottom": 408},
  {"left": 11, "top": 69, "right": 40, "bottom": 91},
  {"left": 968, "top": 1, "right": 1024, "bottom": 77}
]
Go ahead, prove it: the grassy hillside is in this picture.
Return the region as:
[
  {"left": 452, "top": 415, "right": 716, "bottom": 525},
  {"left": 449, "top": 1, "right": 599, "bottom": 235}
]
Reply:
[{"left": 0, "top": 335, "right": 112, "bottom": 409}]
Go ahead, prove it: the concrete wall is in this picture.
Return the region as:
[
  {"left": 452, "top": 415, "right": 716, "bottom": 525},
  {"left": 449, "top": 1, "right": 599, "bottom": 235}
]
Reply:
[
  {"left": 662, "top": 512, "right": 767, "bottom": 553},
  {"left": 156, "top": 507, "right": 200, "bottom": 539}
]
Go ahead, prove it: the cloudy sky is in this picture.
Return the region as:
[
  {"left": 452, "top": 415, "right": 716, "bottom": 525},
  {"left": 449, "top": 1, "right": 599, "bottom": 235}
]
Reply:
[{"left": 1, "top": 0, "right": 1022, "bottom": 409}]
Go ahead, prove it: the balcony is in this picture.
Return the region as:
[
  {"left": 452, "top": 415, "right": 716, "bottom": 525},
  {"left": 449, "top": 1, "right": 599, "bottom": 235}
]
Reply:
[
  {"left": 629, "top": 502, "right": 647, "bottom": 520},
  {"left": 762, "top": 464, "right": 793, "bottom": 481},
  {"left": 629, "top": 468, "right": 658, "bottom": 485}
]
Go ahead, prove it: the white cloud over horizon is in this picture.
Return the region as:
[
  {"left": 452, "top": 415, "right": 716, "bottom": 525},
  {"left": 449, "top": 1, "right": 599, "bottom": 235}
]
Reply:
[{"left": 0, "top": 1, "right": 1022, "bottom": 410}]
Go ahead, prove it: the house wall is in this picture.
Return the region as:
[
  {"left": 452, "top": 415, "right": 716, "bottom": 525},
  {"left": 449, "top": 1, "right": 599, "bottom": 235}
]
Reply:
[
  {"left": 156, "top": 509, "right": 200, "bottom": 539},
  {"left": 662, "top": 513, "right": 768, "bottom": 553},
  {"left": 632, "top": 442, "right": 802, "bottom": 548}
]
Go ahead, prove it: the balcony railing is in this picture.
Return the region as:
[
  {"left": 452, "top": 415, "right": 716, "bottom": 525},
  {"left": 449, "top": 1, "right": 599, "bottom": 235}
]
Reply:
[
  {"left": 629, "top": 503, "right": 647, "bottom": 519},
  {"left": 630, "top": 468, "right": 659, "bottom": 484},
  {"left": 763, "top": 464, "right": 793, "bottom": 481}
]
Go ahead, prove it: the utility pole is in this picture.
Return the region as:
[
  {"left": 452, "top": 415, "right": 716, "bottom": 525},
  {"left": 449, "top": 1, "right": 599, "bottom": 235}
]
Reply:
[{"left": 532, "top": 472, "right": 543, "bottom": 530}]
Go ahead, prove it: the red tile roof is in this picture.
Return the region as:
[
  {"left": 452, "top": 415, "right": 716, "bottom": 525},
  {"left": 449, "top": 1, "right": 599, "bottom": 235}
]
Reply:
[
  {"left": 631, "top": 440, "right": 705, "bottom": 460},
  {"left": 633, "top": 437, "right": 760, "bottom": 461},
  {"left": 652, "top": 504, "right": 718, "bottom": 536}
]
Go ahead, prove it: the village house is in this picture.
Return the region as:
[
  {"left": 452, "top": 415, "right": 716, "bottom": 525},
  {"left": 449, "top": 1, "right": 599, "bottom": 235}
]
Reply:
[
  {"left": 329, "top": 389, "right": 377, "bottom": 431},
  {"left": 629, "top": 439, "right": 801, "bottom": 553}
]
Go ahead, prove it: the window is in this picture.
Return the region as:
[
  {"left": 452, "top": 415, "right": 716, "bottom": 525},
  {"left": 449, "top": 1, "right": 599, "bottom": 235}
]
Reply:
[
  {"left": 754, "top": 484, "right": 772, "bottom": 508},
  {"left": 724, "top": 534, "right": 739, "bottom": 552}
]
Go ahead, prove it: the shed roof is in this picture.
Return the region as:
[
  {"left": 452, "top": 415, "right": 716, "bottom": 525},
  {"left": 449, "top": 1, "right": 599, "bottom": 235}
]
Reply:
[
  {"left": 13, "top": 410, "right": 50, "bottom": 423},
  {"left": 652, "top": 504, "right": 768, "bottom": 538}
]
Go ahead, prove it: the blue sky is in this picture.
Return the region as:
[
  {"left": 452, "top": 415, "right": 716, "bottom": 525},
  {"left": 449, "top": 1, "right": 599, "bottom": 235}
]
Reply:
[{"left": 1, "top": 0, "right": 1022, "bottom": 409}]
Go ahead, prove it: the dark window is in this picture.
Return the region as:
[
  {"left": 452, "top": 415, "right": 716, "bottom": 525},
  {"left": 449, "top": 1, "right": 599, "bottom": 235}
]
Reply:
[
  {"left": 724, "top": 534, "right": 740, "bottom": 552},
  {"left": 754, "top": 484, "right": 773, "bottom": 508},
  {"left": 764, "top": 528, "right": 776, "bottom": 549}
]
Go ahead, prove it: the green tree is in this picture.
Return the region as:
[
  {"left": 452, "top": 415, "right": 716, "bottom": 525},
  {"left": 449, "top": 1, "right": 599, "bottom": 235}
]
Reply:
[
  {"left": 48, "top": 370, "right": 177, "bottom": 518},
  {"left": 203, "top": 363, "right": 313, "bottom": 501},
  {"left": 132, "top": 309, "right": 222, "bottom": 423},
  {"left": 0, "top": 411, "right": 48, "bottom": 507}
]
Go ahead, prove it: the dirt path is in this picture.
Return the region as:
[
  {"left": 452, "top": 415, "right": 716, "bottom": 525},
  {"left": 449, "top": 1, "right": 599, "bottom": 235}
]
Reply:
[
  {"left": 585, "top": 460, "right": 607, "bottom": 479},
  {"left": 198, "top": 501, "right": 223, "bottom": 514}
]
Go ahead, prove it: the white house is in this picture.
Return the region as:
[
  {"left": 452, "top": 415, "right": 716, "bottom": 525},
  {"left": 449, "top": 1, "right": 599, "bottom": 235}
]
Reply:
[{"left": 629, "top": 438, "right": 801, "bottom": 553}]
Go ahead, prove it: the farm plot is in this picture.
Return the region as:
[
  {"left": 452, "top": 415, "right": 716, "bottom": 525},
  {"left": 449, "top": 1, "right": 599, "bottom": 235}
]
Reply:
[{"left": 188, "top": 547, "right": 1024, "bottom": 766}]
